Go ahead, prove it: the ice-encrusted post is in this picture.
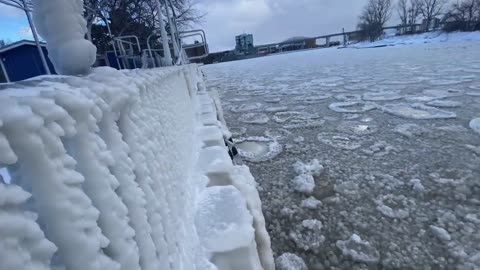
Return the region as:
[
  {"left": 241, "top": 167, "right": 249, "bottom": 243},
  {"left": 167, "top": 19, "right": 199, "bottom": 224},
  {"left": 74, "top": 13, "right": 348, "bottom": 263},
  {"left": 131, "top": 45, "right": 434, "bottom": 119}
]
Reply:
[
  {"left": 155, "top": 0, "right": 173, "bottom": 65},
  {"left": 32, "top": 0, "right": 97, "bottom": 75}
]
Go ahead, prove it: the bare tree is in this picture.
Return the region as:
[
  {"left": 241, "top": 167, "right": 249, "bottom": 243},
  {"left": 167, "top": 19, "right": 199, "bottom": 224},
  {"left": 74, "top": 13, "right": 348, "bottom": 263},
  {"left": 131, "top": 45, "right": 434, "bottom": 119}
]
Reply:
[
  {"left": 358, "top": 0, "right": 393, "bottom": 41},
  {"left": 443, "top": 0, "right": 480, "bottom": 31},
  {"left": 397, "top": 0, "right": 423, "bottom": 33},
  {"left": 408, "top": 0, "right": 422, "bottom": 25},
  {"left": 418, "top": 0, "right": 448, "bottom": 30},
  {"left": 398, "top": 0, "right": 409, "bottom": 26}
]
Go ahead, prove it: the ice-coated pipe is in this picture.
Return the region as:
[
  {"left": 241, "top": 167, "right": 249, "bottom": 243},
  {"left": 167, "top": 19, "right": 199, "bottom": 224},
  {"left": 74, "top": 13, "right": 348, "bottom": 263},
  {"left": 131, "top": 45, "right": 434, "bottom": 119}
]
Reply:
[{"left": 31, "top": 0, "right": 97, "bottom": 75}]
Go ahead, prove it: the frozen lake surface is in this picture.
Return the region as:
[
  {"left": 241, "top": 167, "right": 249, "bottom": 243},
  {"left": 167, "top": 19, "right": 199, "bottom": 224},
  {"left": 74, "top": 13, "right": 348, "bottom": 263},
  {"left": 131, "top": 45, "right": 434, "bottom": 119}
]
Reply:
[{"left": 203, "top": 41, "right": 480, "bottom": 269}]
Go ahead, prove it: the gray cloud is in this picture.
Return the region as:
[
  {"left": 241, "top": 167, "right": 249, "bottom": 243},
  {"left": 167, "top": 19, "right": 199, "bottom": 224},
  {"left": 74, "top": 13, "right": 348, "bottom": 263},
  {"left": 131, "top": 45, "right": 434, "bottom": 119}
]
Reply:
[{"left": 196, "top": 0, "right": 371, "bottom": 51}]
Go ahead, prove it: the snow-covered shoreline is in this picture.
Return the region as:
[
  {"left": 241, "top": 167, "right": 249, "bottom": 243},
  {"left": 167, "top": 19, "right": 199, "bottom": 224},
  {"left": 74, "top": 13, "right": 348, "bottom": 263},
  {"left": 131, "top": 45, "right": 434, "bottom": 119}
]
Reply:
[{"left": 346, "top": 31, "right": 480, "bottom": 49}]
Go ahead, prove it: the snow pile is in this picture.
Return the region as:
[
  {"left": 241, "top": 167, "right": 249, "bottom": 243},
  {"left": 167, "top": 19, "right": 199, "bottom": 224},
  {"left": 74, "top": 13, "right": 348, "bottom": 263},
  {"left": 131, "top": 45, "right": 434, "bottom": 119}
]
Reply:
[
  {"left": 32, "top": 0, "right": 97, "bottom": 75},
  {"left": 0, "top": 66, "right": 274, "bottom": 270}
]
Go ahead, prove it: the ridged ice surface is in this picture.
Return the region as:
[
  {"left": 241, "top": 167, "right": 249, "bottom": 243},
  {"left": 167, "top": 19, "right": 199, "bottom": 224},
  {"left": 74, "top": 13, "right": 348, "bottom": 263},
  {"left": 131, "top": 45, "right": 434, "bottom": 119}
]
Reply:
[
  {"left": 0, "top": 65, "right": 274, "bottom": 270},
  {"left": 203, "top": 40, "right": 480, "bottom": 269}
]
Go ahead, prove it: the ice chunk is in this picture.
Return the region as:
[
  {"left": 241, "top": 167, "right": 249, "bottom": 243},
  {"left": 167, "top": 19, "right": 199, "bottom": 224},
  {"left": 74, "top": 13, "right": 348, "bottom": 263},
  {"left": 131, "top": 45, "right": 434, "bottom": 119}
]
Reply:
[
  {"left": 470, "top": 118, "right": 480, "bottom": 135},
  {"left": 394, "top": 123, "right": 429, "bottom": 138},
  {"left": 336, "top": 234, "right": 380, "bottom": 263},
  {"left": 426, "top": 99, "right": 462, "bottom": 108},
  {"left": 302, "top": 219, "right": 323, "bottom": 230},
  {"left": 238, "top": 113, "right": 270, "bottom": 124},
  {"left": 293, "top": 136, "right": 305, "bottom": 143},
  {"left": 362, "top": 141, "right": 395, "bottom": 157},
  {"left": 293, "top": 159, "right": 323, "bottom": 176},
  {"left": 230, "top": 102, "right": 263, "bottom": 112},
  {"left": 293, "top": 174, "right": 315, "bottom": 194},
  {"left": 337, "top": 122, "right": 377, "bottom": 135},
  {"left": 301, "top": 196, "right": 322, "bottom": 209},
  {"left": 362, "top": 91, "right": 403, "bottom": 101},
  {"left": 382, "top": 103, "right": 456, "bottom": 119},
  {"left": 275, "top": 253, "right": 307, "bottom": 270},
  {"left": 374, "top": 194, "right": 412, "bottom": 219},
  {"left": 329, "top": 101, "right": 377, "bottom": 113},
  {"left": 195, "top": 186, "right": 255, "bottom": 253},
  {"left": 429, "top": 225, "right": 451, "bottom": 242},
  {"left": 334, "top": 93, "right": 362, "bottom": 101},
  {"left": 409, "top": 179, "right": 425, "bottom": 192},
  {"left": 289, "top": 220, "right": 325, "bottom": 251},
  {"left": 293, "top": 94, "right": 331, "bottom": 103},
  {"left": 235, "top": 136, "right": 283, "bottom": 162},
  {"left": 265, "top": 106, "right": 289, "bottom": 113},
  {"left": 318, "top": 133, "right": 362, "bottom": 150}
]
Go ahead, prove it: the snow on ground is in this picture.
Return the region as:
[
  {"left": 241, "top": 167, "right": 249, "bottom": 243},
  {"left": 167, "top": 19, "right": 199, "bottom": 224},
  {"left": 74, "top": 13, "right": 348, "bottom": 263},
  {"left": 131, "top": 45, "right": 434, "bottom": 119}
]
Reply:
[
  {"left": 203, "top": 38, "right": 480, "bottom": 269},
  {"left": 348, "top": 31, "right": 480, "bottom": 49}
]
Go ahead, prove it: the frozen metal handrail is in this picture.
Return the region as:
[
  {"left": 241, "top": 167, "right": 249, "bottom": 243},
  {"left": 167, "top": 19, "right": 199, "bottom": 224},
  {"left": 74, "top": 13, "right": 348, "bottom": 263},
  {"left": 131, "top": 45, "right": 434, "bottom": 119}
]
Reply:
[{"left": 179, "top": 30, "right": 209, "bottom": 60}]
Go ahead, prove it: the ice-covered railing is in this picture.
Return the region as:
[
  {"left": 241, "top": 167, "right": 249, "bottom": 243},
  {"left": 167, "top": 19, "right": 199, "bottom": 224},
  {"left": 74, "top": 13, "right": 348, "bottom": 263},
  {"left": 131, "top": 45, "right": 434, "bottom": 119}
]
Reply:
[{"left": 0, "top": 66, "right": 274, "bottom": 270}]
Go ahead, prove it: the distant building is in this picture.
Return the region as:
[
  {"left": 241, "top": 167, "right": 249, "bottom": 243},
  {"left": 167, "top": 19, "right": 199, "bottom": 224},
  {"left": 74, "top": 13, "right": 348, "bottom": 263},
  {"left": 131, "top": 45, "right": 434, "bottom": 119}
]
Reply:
[{"left": 235, "top": 34, "right": 254, "bottom": 54}]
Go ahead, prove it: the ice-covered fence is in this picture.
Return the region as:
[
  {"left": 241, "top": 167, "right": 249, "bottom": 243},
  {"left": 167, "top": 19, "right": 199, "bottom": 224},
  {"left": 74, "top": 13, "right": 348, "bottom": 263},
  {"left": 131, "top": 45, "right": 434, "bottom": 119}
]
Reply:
[{"left": 0, "top": 65, "right": 274, "bottom": 270}]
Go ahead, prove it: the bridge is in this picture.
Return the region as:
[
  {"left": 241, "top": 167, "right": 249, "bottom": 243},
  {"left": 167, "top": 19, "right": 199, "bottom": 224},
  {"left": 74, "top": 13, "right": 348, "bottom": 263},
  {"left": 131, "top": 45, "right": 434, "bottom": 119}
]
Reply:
[{"left": 256, "top": 24, "right": 422, "bottom": 53}]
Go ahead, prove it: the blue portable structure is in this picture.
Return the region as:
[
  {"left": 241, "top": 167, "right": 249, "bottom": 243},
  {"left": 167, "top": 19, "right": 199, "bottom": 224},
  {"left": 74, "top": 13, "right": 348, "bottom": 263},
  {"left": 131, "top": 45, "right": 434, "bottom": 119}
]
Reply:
[{"left": 0, "top": 40, "right": 56, "bottom": 83}]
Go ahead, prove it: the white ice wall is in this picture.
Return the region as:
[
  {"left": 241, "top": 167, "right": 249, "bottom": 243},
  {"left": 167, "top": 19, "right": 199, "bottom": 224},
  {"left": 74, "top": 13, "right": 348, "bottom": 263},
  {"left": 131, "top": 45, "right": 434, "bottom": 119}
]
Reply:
[{"left": 0, "top": 65, "right": 273, "bottom": 270}]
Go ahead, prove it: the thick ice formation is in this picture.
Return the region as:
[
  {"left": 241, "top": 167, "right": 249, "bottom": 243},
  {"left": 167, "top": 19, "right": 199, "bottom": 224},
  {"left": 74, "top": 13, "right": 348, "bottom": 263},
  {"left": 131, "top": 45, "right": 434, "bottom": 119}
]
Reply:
[
  {"left": 195, "top": 186, "right": 255, "bottom": 252},
  {"left": 0, "top": 183, "right": 57, "bottom": 270},
  {"left": 275, "top": 253, "right": 307, "bottom": 270},
  {"left": 336, "top": 234, "right": 380, "bottom": 263},
  {"left": 0, "top": 66, "right": 274, "bottom": 270},
  {"left": 32, "top": 0, "right": 97, "bottom": 75}
]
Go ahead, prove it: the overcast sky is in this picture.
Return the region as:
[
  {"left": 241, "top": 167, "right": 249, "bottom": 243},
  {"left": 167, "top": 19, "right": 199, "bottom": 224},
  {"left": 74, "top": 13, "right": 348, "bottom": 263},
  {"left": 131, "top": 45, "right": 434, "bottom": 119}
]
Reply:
[
  {"left": 0, "top": 0, "right": 379, "bottom": 51},
  {"left": 196, "top": 0, "right": 372, "bottom": 51}
]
